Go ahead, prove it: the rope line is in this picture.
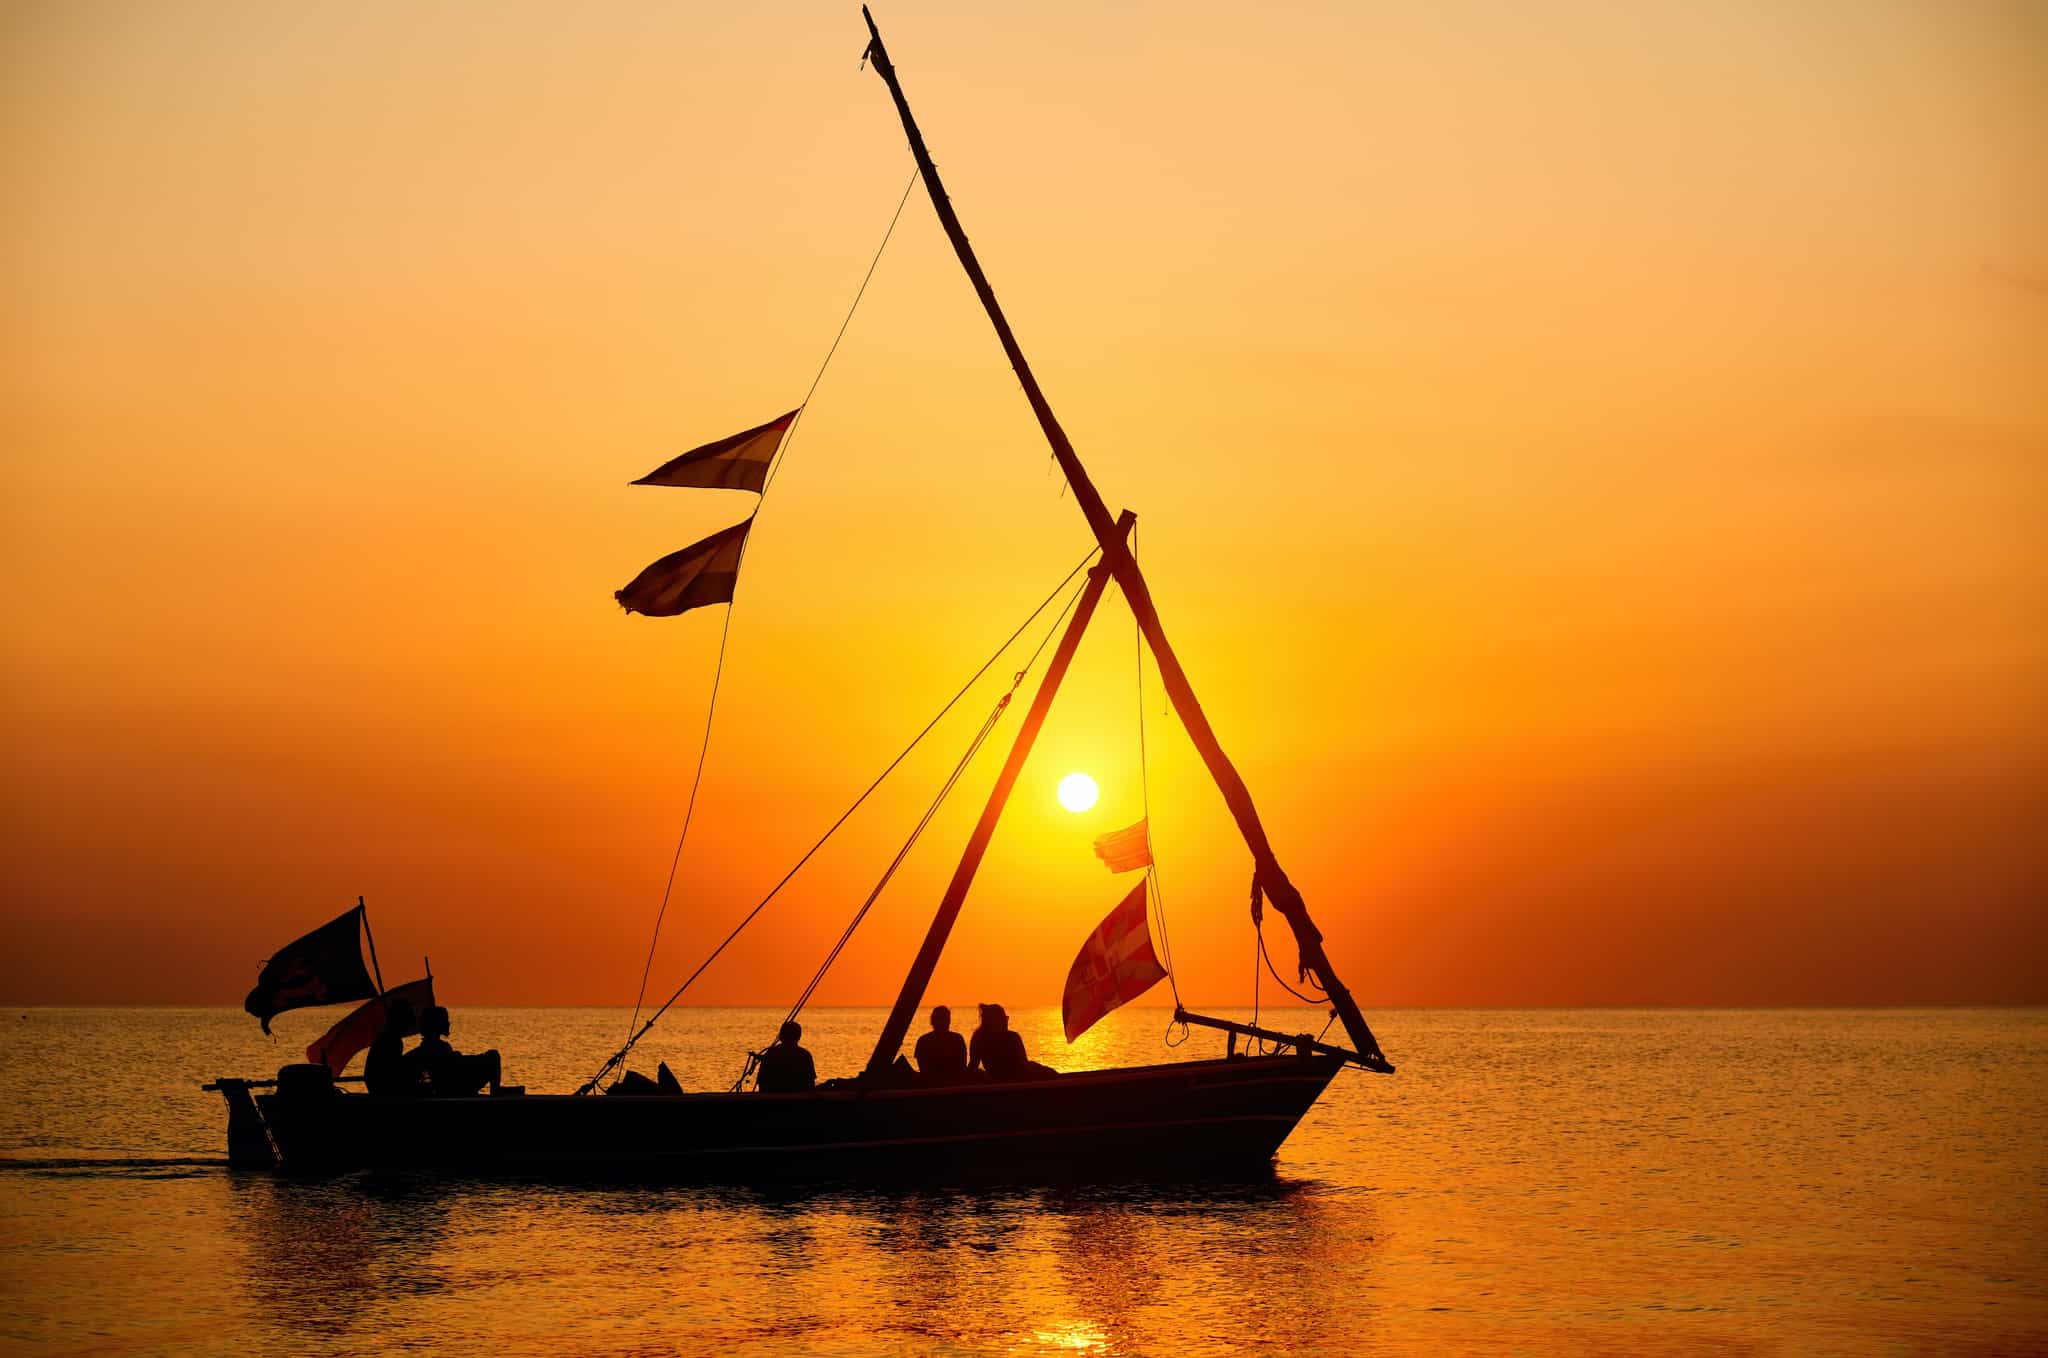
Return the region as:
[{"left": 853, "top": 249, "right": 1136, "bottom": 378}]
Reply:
[
  {"left": 620, "top": 170, "right": 920, "bottom": 1048},
  {"left": 762, "top": 170, "right": 919, "bottom": 499},
  {"left": 781, "top": 699, "right": 1006, "bottom": 1024},
  {"left": 578, "top": 542, "right": 1101, "bottom": 1094},
  {"left": 623, "top": 599, "right": 733, "bottom": 1049},
  {"left": 774, "top": 561, "right": 1094, "bottom": 1041},
  {"left": 1250, "top": 916, "right": 1264, "bottom": 1052}
]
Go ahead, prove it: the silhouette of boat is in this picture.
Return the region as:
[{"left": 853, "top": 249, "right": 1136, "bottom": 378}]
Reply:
[
  {"left": 209, "top": 8, "right": 1394, "bottom": 1179},
  {"left": 227, "top": 1052, "right": 1349, "bottom": 1178}
]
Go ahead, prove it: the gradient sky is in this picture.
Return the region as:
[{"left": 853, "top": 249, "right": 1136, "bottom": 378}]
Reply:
[{"left": 4, "top": 0, "right": 2042, "bottom": 1013}]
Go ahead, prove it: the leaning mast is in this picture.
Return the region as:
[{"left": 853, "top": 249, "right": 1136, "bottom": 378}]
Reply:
[{"left": 859, "top": 8, "right": 1389, "bottom": 1071}]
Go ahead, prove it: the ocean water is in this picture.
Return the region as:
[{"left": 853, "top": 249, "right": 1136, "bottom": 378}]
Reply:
[{"left": 0, "top": 1006, "right": 2042, "bottom": 1356}]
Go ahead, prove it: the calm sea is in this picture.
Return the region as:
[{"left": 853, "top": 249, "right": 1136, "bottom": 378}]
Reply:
[{"left": 1, "top": 1007, "right": 2042, "bottom": 1356}]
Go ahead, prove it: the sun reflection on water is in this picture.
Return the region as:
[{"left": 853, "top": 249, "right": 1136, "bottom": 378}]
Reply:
[{"left": 1031, "top": 1319, "right": 1109, "bottom": 1352}]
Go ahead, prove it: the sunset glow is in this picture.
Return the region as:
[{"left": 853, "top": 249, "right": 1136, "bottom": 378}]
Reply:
[{"left": 2, "top": 1, "right": 2041, "bottom": 1009}]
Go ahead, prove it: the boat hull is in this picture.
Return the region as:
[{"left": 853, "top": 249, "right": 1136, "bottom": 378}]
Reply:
[{"left": 252, "top": 1053, "right": 1342, "bottom": 1180}]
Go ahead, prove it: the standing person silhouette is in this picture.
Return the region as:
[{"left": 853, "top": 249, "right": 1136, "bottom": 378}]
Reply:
[{"left": 913, "top": 1005, "right": 967, "bottom": 1084}]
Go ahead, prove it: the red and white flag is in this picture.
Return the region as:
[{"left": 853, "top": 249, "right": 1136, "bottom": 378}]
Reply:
[
  {"left": 306, "top": 976, "right": 436, "bottom": 1074},
  {"left": 631, "top": 409, "right": 796, "bottom": 494},
  {"left": 1092, "top": 819, "right": 1153, "bottom": 873},
  {"left": 1061, "top": 881, "right": 1169, "bottom": 1042}
]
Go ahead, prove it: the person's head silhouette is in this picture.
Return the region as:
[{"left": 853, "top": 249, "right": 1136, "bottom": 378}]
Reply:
[
  {"left": 930, "top": 1005, "right": 951, "bottom": 1033},
  {"left": 778, "top": 1020, "right": 802, "bottom": 1046},
  {"left": 420, "top": 1005, "right": 451, "bottom": 1039}
]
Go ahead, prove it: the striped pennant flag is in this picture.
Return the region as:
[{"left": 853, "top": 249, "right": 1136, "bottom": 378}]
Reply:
[
  {"left": 616, "top": 518, "right": 751, "bottom": 618},
  {"left": 1092, "top": 818, "right": 1152, "bottom": 873},
  {"left": 631, "top": 409, "right": 796, "bottom": 494}
]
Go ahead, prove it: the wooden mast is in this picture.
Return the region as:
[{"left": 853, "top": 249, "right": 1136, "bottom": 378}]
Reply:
[
  {"left": 860, "top": 8, "right": 1390, "bottom": 1071},
  {"left": 867, "top": 512, "right": 1134, "bottom": 1076}
]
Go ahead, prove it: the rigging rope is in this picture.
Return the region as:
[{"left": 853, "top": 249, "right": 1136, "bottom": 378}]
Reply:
[
  {"left": 578, "top": 541, "right": 1101, "bottom": 1094},
  {"left": 781, "top": 699, "right": 1009, "bottom": 1024},
  {"left": 621, "top": 170, "right": 921, "bottom": 1050},
  {"left": 739, "top": 696, "right": 1009, "bottom": 1091},
  {"left": 762, "top": 170, "right": 918, "bottom": 499},
  {"left": 623, "top": 601, "right": 732, "bottom": 1050},
  {"left": 761, "top": 561, "right": 1097, "bottom": 1079}
]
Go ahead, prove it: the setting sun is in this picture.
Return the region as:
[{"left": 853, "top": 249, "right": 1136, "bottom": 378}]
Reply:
[{"left": 1056, "top": 773, "right": 1099, "bottom": 814}]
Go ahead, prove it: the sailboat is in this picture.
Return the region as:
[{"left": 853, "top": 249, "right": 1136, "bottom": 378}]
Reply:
[{"left": 208, "top": 8, "right": 1394, "bottom": 1179}]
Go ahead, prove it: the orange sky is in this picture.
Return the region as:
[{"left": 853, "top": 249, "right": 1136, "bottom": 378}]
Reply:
[{"left": 4, "top": 0, "right": 2043, "bottom": 1010}]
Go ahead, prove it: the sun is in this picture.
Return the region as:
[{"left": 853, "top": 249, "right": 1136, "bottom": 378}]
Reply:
[{"left": 1057, "top": 772, "right": 1099, "bottom": 813}]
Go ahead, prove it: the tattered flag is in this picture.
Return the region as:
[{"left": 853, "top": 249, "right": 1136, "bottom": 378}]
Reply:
[
  {"left": 1061, "top": 880, "right": 1169, "bottom": 1042},
  {"left": 307, "top": 976, "right": 436, "bottom": 1074},
  {"left": 616, "top": 518, "right": 751, "bottom": 618},
  {"left": 632, "top": 409, "right": 797, "bottom": 494},
  {"left": 243, "top": 907, "right": 378, "bottom": 1035},
  {"left": 1092, "top": 819, "right": 1153, "bottom": 873}
]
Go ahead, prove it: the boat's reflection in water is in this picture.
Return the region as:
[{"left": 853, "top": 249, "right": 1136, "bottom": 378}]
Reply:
[
  {"left": 225, "top": 1169, "right": 1371, "bottom": 1354},
  {"left": 228, "top": 1172, "right": 461, "bottom": 1336}
]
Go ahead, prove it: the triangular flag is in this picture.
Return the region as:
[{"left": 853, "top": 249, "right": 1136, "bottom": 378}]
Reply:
[
  {"left": 616, "top": 518, "right": 751, "bottom": 618},
  {"left": 631, "top": 409, "right": 797, "bottom": 494}
]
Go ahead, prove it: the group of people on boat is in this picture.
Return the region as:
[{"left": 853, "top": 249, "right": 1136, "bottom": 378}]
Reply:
[
  {"left": 755, "top": 1003, "right": 1054, "bottom": 1092},
  {"left": 365, "top": 999, "right": 504, "bottom": 1096},
  {"left": 915, "top": 1003, "right": 1054, "bottom": 1084}
]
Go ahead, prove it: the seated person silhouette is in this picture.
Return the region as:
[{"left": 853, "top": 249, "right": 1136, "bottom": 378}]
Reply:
[
  {"left": 364, "top": 997, "right": 424, "bottom": 1096},
  {"left": 914, "top": 1005, "right": 967, "bottom": 1084},
  {"left": 407, "top": 1005, "right": 502, "bottom": 1096},
  {"left": 968, "top": 1003, "right": 1030, "bottom": 1082},
  {"left": 755, "top": 1020, "right": 816, "bottom": 1093}
]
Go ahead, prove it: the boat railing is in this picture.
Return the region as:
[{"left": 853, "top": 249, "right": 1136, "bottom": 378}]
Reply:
[{"left": 1173, "top": 1008, "right": 1396, "bottom": 1074}]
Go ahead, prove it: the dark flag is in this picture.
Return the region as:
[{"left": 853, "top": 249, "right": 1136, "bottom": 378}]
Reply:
[
  {"left": 616, "top": 518, "right": 751, "bottom": 618},
  {"left": 1062, "top": 881, "right": 1169, "bottom": 1042},
  {"left": 243, "top": 907, "right": 377, "bottom": 1035},
  {"left": 1092, "top": 818, "right": 1153, "bottom": 873},
  {"left": 306, "top": 976, "right": 435, "bottom": 1074},
  {"left": 631, "top": 409, "right": 797, "bottom": 494}
]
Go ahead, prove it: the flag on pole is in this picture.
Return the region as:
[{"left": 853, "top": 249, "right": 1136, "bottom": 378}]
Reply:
[
  {"left": 616, "top": 518, "right": 752, "bottom": 618},
  {"left": 1061, "top": 880, "right": 1169, "bottom": 1042},
  {"left": 631, "top": 409, "right": 797, "bottom": 494},
  {"left": 306, "top": 976, "right": 436, "bottom": 1074},
  {"left": 1092, "top": 819, "right": 1153, "bottom": 873},
  {"left": 243, "top": 906, "right": 378, "bottom": 1035}
]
